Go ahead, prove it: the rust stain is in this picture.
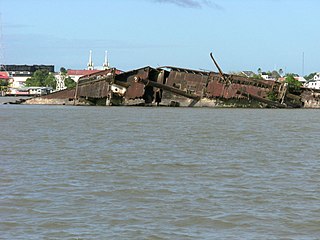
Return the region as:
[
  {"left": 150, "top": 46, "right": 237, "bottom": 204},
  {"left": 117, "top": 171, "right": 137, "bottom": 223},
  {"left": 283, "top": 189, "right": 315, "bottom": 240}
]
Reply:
[{"left": 72, "top": 56, "right": 305, "bottom": 108}]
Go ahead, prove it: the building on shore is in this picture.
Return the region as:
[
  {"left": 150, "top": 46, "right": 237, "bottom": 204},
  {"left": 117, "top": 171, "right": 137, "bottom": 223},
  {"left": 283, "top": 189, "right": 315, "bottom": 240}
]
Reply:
[
  {"left": 0, "top": 70, "right": 10, "bottom": 95},
  {"left": 1, "top": 50, "right": 116, "bottom": 95},
  {"left": 0, "top": 64, "right": 54, "bottom": 88},
  {"left": 0, "top": 71, "right": 9, "bottom": 80},
  {"left": 278, "top": 76, "right": 307, "bottom": 85},
  {"left": 304, "top": 73, "right": 320, "bottom": 89},
  {"left": 67, "top": 50, "right": 112, "bottom": 82},
  {"left": 0, "top": 65, "right": 54, "bottom": 96}
]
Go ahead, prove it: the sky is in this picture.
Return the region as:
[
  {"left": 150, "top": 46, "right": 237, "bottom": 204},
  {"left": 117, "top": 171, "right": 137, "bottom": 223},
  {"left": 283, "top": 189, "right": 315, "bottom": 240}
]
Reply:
[{"left": 0, "top": 0, "right": 319, "bottom": 75}]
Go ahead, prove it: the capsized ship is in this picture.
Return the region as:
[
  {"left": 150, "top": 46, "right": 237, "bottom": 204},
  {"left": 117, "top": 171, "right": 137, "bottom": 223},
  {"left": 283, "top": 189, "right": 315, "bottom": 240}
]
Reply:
[
  {"left": 72, "top": 53, "right": 303, "bottom": 108},
  {"left": 25, "top": 53, "right": 320, "bottom": 108}
]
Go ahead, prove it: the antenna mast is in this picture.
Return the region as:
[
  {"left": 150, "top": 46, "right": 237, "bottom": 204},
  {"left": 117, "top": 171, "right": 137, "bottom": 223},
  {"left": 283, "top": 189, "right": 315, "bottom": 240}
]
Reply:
[
  {"left": 0, "top": 12, "right": 4, "bottom": 67},
  {"left": 302, "top": 52, "right": 305, "bottom": 77}
]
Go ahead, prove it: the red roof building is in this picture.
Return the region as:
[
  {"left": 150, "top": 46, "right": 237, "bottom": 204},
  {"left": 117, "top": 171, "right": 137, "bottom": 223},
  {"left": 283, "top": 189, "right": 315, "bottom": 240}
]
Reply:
[
  {"left": 67, "top": 50, "right": 123, "bottom": 82},
  {"left": 67, "top": 69, "right": 101, "bottom": 82},
  {"left": 0, "top": 71, "right": 10, "bottom": 80}
]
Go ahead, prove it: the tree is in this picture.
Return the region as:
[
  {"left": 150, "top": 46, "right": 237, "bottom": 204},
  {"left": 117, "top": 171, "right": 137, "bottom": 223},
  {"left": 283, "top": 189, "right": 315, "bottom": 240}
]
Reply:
[
  {"left": 25, "top": 69, "right": 56, "bottom": 88},
  {"left": 60, "top": 67, "right": 67, "bottom": 74},
  {"left": 59, "top": 67, "right": 76, "bottom": 89},
  {"left": 0, "top": 79, "right": 9, "bottom": 91},
  {"left": 44, "top": 73, "right": 56, "bottom": 88},
  {"left": 279, "top": 68, "right": 284, "bottom": 77},
  {"left": 285, "top": 74, "right": 302, "bottom": 92},
  {"left": 271, "top": 70, "right": 280, "bottom": 79},
  {"left": 285, "top": 72, "right": 299, "bottom": 77},
  {"left": 257, "top": 68, "right": 262, "bottom": 75},
  {"left": 65, "top": 76, "right": 76, "bottom": 88},
  {"left": 251, "top": 74, "right": 263, "bottom": 80},
  {"left": 304, "top": 72, "right": 317, "bottom": 81}
]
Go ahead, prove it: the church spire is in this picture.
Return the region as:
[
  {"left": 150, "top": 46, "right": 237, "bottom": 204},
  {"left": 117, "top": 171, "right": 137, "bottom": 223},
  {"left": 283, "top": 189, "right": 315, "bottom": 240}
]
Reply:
[
  {"left": 87, "top": 50, "right": 94, "bottom": 70},
  {"left": 103, "top": 50, "right": 110, "bottom": 70}
]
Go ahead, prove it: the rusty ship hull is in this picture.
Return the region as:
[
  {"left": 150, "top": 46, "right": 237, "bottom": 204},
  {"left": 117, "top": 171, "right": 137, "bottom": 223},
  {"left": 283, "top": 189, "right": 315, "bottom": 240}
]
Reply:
[
  {"left": 69, "top": 64, "right": 302, "bottom": 108},
  {"left": 23, "top": 54, "right": 319, "bottom": 108}
]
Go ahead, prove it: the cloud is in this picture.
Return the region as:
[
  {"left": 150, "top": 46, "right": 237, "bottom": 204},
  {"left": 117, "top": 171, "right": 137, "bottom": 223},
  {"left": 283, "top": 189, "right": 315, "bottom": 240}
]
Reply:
[{"left": 153, "top": 0, "right": 222, "bottom": 9}]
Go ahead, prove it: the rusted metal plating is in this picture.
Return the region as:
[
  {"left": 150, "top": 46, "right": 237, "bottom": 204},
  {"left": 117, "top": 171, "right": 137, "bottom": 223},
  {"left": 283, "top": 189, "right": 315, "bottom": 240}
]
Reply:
[{"left": 75, "top": 57, "right": 300, "bottom": 107}]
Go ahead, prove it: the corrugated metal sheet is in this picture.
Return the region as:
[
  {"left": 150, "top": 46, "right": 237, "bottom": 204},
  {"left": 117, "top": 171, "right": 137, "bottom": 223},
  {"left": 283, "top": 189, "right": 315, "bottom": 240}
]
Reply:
[
  {"left": 77, "top": 80, "right": 110, "bottom": 98},
  {"left": 115, "top": 67, "right": 152, "bottom": 99}
]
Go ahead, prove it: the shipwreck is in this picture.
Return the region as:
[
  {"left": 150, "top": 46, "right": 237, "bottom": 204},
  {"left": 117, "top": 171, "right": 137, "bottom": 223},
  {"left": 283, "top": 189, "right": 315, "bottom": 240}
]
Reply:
[{"left": 24, "top": 53, "right": 320, "bottom": 108}]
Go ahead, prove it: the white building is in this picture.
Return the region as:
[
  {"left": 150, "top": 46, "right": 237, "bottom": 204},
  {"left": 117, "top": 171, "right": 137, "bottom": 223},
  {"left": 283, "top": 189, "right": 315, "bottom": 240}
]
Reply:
[
  {"left": 67, "top": 50, "right": 111, "bottom": 83},
  {"left": 9, "top": 76, "right": 29, "bottom": 88},
  {"left": 87, "top": 50, "right": 110, "bottom": 71},
  {"left": 304, "top": 73, "right": 320, "bottom": 89},
  {"left": 313, "top": 73, "right": 320, "bottom": 81},
  {"left": 295, "top": 76, "right": 307, "bottom": 84},
  {"left": 304, "top": 80, "right": 320, "bottom": 89},
  {"left": 2, "top": 65, "right": 54, "bottom": 88},
  {"left": 261, "top": 73, "right": 276, "bottom": 81}
]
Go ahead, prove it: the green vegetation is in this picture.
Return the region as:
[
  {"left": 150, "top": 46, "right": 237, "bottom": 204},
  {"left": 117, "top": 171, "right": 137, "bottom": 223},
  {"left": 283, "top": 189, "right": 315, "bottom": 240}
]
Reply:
[
  {"left": 285, "top": 74, "right": 302, "bottom": 92},
  {"left": 60, "top": 67, "right": 67, "bottom": 73},
  {"left": 65, "top": 77, "right": 76, "bottom": 88},
  {"left": 257, "top": 68, "right": 262, "bottom": 75},
  {"left": 60, "top": 67, "right": 76, "bottom": 89},
  {"left": 256, "top": 68, "right": 281, "bottom": 80},
  {"left": 267, "top": 90, "right": 278, "bottom": 101},
  {"left": 24, "top": 67, "right": 76, "bottom": 89},
  {"left": 25, "top": 69, "right": 56, "bottom": 88},
  {"left": 270, "top": 70, "right": 280, "bottom": 79},
  {"left": 250, "top": 74, "right": 263, "bottom": 80},
  {"left": 279, "top": 69, "right": 284, "bottom": 77},
  {"left": 0, "top": 79, "right": 9, "bottom": 91},
  {"left": 304, "top": 72, "right": 317, "bottom": 81}
]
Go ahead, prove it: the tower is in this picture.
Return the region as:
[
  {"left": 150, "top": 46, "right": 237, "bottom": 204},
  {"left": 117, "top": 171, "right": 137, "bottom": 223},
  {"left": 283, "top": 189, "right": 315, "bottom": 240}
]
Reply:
[
  {"left": 87, "top": 50, "right": 94, "bottom": 70},
  {"left": 56, "top": 73, "right": 66, "bottom": 91},
  {"left": 103, "top": 50, "right": 110, "bottom": 70}
]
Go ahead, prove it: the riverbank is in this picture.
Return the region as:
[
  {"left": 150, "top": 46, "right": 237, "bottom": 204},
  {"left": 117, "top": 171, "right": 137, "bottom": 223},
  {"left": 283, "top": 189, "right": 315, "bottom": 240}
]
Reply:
[{"left": 0, "top": 96, "right": 32, "bottom": 104}]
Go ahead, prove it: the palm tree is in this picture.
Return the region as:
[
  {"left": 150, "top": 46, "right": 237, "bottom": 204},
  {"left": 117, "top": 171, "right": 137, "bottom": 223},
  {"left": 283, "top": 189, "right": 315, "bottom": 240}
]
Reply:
[
  {"left": 279, "top": 68, "right": 283, "bottom": 77},
  {"left": 257, "top": 68, "right": 262, "bottom": 75}
]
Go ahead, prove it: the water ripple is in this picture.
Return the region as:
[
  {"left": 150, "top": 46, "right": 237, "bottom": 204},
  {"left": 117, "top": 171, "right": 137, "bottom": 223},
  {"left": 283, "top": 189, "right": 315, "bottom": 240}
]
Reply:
[{"left": 1, "top": 106, "right": 320, "bottom": 239}]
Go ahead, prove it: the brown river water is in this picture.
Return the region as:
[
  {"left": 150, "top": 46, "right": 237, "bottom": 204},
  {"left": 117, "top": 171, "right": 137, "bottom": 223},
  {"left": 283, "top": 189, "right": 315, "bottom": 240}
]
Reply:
[{"left": 1, "top": 105, "right": 320, "bottom": 239}]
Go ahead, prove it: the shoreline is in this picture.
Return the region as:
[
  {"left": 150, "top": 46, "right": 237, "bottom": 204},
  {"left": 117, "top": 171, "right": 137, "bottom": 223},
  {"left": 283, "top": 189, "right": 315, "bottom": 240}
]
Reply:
[{"left": 0, "top": 96, "right": 32, "bottom": 105}]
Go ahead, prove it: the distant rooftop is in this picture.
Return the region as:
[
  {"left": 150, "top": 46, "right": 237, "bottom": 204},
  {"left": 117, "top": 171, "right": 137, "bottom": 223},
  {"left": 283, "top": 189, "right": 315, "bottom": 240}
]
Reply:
[
  {"left": 67, "top": 69, "right": 101, "bottom": 76},
  {"left": 0, "top": 65, "right": 55, "bottom": 73}
]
